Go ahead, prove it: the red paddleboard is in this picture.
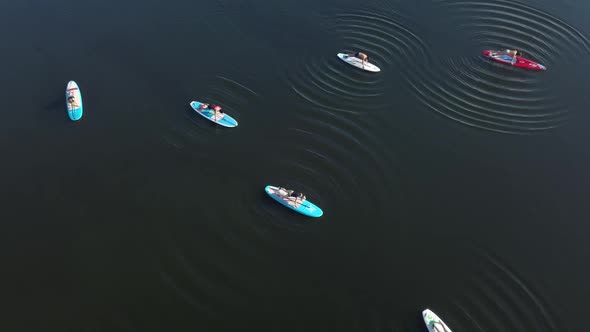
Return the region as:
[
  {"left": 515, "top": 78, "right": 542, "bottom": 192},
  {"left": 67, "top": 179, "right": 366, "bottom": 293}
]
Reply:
[{"left": 483, "top": 50, "right": 546, "bottom": 71}]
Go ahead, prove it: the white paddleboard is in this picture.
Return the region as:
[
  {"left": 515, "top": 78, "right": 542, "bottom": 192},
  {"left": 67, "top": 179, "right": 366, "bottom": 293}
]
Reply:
[
  {"left": 422, "top": 309, "right": 453, "bottom": 332},
  {"left": 337, "top": 53, "right": 381, "bottom": 72}
]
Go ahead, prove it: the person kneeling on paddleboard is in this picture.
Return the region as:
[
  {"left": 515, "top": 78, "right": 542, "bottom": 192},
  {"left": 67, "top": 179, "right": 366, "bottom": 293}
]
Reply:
[
  {"left": 199, "top": 103, "right": 222, "bottom": 112},
  {"left": 355, "top": 51, "right": 369, "bottom": 64},
  {"left": 346, "top": 51, "right": 369, "bottom": 63}
]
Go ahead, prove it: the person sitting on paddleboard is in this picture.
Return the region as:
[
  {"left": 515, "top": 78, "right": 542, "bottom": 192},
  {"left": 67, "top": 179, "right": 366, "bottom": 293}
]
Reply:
[
  {"left": 199, "top": 103, "right": 222, "bottom": 112},
  {"left": 289, "top": 191, "right": 306, "bottom": 202}
]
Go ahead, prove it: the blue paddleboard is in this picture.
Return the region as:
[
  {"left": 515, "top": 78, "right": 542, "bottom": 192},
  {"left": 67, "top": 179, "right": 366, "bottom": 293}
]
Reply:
[
  {"left": 265, "top": 185, "right": 323, "bottom": 218},
  {"left": 66, "top": 81, "right": 83, "bottom": 121},
  {"left": 189, "top": 101, "right": 238, "bottom": 127}
]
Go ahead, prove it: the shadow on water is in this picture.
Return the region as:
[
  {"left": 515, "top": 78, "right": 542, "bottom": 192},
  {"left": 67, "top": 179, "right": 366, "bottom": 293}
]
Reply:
[{"left": 44, "top": 98, "right": 62, "bottom": 112}]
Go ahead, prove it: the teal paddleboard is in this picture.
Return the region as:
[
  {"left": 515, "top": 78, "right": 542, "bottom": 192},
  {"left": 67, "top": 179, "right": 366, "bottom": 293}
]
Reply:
[
  {"left": 66, "top": 81, "right": 83, "bottom": 121},
  {"left": 189, "top": 101, "right": 238, "bottom": 127},
  {"left": 265, "top": 185, "right": 323, "bottom": 218}
]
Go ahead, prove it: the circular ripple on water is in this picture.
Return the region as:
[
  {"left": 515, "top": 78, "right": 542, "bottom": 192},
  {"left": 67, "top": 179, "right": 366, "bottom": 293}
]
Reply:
[
  {"left": 411, "top": 0, "right": 590, "bottom": 134},
  {"left": 284, "top": 53, "right": 388, "bottom": 114},
  {"left": 261, "top": 115, "right": 396, "bottom": 221},
  {"left": 410, "top": 56, "right": 568, "bottom": 134},
  {"left": 331, "top": 9, "right": 428, "bottom": 67},
  {"left": 218, "top": 107, "right": 402, "bottom": 254},
  {"left": 156, "top": 230, "right": 262, "bottom": 322},
  {"left": 424, "top": 246, "right": 561, "bottom": 331},
  {"left": 432, "top": 0, "right": 590, "bottom": 62},
  {"left": 283, "top": 8, "right": 429, "bottom": 113},
  {"left": 457, "top": 249, "right": 560, "bottom": 331}
]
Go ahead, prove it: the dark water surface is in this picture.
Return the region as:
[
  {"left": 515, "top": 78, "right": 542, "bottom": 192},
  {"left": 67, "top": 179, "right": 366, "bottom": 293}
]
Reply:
[{"left": 1, "top": 0, "right": 590, "bottom": 331}]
